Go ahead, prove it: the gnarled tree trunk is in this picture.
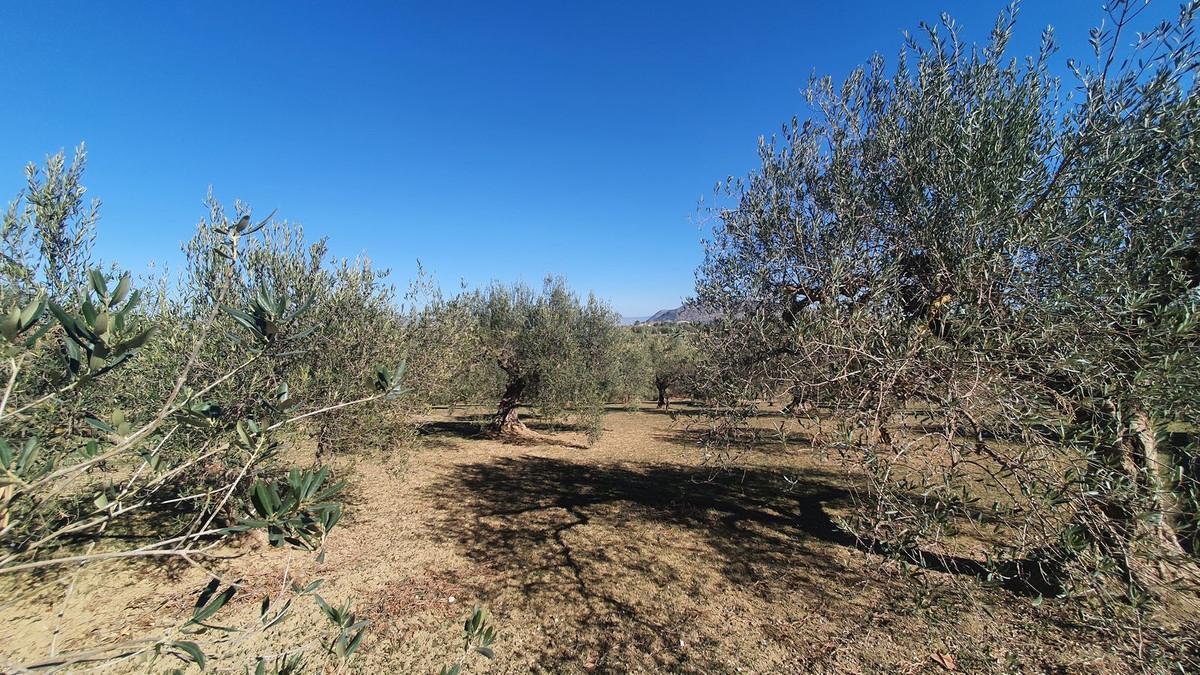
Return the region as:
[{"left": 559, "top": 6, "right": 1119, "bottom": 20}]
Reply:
[
  {"left": 654, "top": 376, "right": 670, "bottom": 410},
  {"left": 1035, "top": 400, "right": 1196, "bottom": 596},
  {"left": 1126, "top": 409, "right": 1193, "bottom": 582},
  {"left": 490, "top": 360, "right": 528, "bottom": 435}
]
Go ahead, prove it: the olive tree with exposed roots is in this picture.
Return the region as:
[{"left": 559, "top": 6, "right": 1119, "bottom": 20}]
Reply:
[
  {"left": 694, "top": 0, "right": 1200, "bottom": 658},
  {"left": 451, "top": 277, "right": 621, "bottom": 442}
]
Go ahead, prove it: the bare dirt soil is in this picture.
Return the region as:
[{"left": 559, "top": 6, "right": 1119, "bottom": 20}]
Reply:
[{"left": 2, "top": 406, "right": 1130, "bottom": 673}]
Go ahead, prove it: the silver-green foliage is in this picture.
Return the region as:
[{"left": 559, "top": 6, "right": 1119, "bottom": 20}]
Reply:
[
  {"left": 694, "top": 0, "right": 1200, "bottom": 646},
  {"left": 605, "top": 327, "right": 655, "bottom": 407},
  {"left": 0, "top": 151, "right": 407, "bottom": 672},
  {"left": 446, "top": 276, "right": 621, "bottom": 441}
]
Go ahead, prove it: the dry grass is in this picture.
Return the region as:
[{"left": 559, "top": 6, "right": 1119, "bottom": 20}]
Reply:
[{"left": 1, "top": 405, "right": 1129, "bottom": 673}]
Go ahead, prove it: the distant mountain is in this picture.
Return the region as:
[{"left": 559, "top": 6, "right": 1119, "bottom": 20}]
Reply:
[
  {"left": 645, "top": 307, "right": 682, "bottom": 323},
  {"left": 639, "top": 305, "right": 718, "bottom": 325}
]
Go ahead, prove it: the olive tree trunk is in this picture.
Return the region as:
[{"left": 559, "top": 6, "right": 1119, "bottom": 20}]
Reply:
[
  {"left": 1123, "top": 408, "right": 1192, "bottom": 578},
  {"left": 654, "top": 377, "right": 670, "bottom": 410},
  {"left": 490, "top": 370, "right": 528, "bottom": 435},
  {"left": 1035, "top": 400, "right": 1196, "bottom": 595}
]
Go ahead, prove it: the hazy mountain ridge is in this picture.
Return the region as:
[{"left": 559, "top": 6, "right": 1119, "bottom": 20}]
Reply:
[{"left": 631, "top": 304, "right": 718, "bottom": 324}]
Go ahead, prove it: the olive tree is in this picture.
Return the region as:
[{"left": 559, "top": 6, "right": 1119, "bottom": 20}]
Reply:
[
  {"left": 395, "top": 269, "right": 483, "bottom": 414},
  {"left": 695, "top": 0, "right": 1200, "bottom": 639},
  {"left": 0, "top": 151, "right": 408, "bottom": 672},
  {"left": 454, "top": 277, "right": 620, "bottom": 440},
  {"left": 634, "top": 325, "right": 697, "bottom": 410},
  {"left": 0, "top": 145, "right": 96, "bottom": 301},
  {"left": 603, "top": 327, "right": 654, "bottom": 407}
]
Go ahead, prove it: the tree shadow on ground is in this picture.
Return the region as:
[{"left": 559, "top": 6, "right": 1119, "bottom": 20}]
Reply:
[
  {"left": 647, "top": 428, "right": 1062, "bottom": 599},
  {"left": 651, "top": 428, "right": 818, "bottom": 455},
  {"left": 423, "top": 449, "right": 1060, "bottom": 666},
  {"left": 639, "top": 405, "right": 791, "bottom": 420},
  {"left": 425, "top": 455, "right": 865, "bottom": 671},
  {"left": 419, "top": 414, "right": 589, "bottom": 449},
  {"left": 522, "top": 419, "right": 591, "bottom": 434},
  {"left": 418, "top": 419, "right": 485, "bottom": 440},
  {"left": 491, "top": 431, "right": 589, "bottom": 450}
]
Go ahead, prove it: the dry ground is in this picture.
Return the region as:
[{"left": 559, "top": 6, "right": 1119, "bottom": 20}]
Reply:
[{"left": 2, "top": 406, "right": 1132, "bottom": 673}]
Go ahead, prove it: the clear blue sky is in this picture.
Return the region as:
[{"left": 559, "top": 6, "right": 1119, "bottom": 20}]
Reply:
[{"left": 0, "top": 1, "right": 1109, "bottom": 316}]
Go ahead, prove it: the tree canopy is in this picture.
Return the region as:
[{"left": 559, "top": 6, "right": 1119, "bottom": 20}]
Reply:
[
  {"left": 453, "top": 277, "right": 621, "bottom": 440},
  {"left": 635, "top": 326, "right": 698, "bottom": 409},
  {"left": 695, "top": 0, "right": 1200, "bottom": 618}
]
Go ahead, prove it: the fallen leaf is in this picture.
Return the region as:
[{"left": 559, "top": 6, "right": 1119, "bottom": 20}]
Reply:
[{"left": 931, "top": 653, "right": 957, "bottom": 671}]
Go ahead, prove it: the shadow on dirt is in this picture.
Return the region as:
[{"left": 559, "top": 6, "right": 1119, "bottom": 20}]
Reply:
[
  {"left": 419, "top": 413, "right": 589, "bottom": 449},
  {"left": 418, "top": 419, "right": 486, "bottom": 440},
  {"left": 424, "top": 450, "right": 1054, "bottom": 671},
  {"left": 425, "top": 455, "right": 861, "bottom": 671},
  {"left": 651, "top": 428, "right": 818, "bottom": 455}
]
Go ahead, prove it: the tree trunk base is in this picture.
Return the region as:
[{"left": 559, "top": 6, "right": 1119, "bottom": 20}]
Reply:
[
  {"left": 487, "top": 407, "right": 538, "bottom": 438},
  {"left": 488, "top": 417, "right": 532, "bottom": 436}
]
